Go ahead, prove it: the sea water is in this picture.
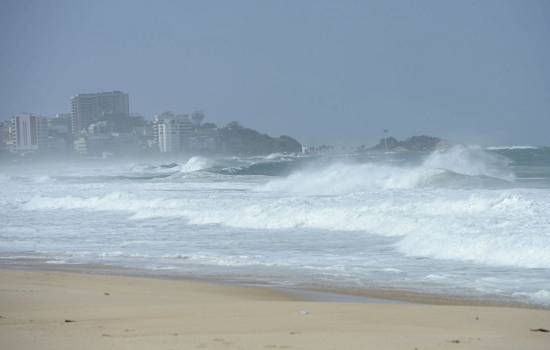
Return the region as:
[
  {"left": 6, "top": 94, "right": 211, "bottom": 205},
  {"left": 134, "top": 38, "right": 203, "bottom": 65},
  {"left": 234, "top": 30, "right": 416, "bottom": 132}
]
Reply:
[{"left": 1, "top": 145, "right": 549, "bottom": 305}]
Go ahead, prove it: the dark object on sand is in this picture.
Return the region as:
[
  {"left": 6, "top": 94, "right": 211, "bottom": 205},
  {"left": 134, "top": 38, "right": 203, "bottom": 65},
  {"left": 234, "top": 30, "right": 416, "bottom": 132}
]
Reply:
[
  {"left": 65, "top": 320, "right": 75, "bottom": 323},
  {"left": 530, "top": 328, "right": 549, "bottom": 332},
  {"left": 105, "top": 293, "right": 110, "bottom": 295}
]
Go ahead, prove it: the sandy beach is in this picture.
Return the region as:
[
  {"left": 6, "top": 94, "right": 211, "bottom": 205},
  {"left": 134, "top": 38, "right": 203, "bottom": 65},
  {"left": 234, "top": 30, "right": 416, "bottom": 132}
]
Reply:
[{"left": 1, "top": 269, "right": 548, "bottom": 350}]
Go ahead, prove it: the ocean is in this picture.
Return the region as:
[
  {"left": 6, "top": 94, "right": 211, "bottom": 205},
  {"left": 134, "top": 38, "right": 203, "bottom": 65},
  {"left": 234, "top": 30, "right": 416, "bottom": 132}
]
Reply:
[{"left": 1, "top": 145, "right": 549, "bottom": 305}]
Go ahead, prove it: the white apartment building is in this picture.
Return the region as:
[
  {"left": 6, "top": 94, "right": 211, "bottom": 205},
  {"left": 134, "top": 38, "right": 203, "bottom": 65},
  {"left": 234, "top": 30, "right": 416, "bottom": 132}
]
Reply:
[
  {"left": 71, "top": 91, "right": 129, "bottom": 134},
  {"left": 154, "top": 113, "right": 192, "bottom": 153},
  {"left": 11, "top": 114, "right": 49, "bottom": 152},
  {"left": 157, "top": 121, "right": 180, "bottom": 153}
]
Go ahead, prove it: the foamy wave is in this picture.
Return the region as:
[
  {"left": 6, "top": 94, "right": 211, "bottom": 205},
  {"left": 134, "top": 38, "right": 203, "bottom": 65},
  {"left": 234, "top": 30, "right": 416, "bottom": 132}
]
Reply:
[
  {"left": 266, "top": 153, "right": 286, "bottom": 159},
  {"left": 258, "top": 163, "right": 442, "bottom": 195},
  {"left": 487, "top": 146, "right": 538, "bottom": 150},
  {"left": 423, "top": 145, "right": 515, "bottom": 181},
  {"left": 257, "top": 146, "right": 515, "bottom": 195},
  {"left": 130, "top": 157, "right": 216, "bottom": 175},
  {"left": 396, "top": 194, "right": 550, "bottom": 268},
  {"left": 179, "top": 156, "right": 216, "bottom": 172},
  {"left": 25, "top": 190, "right": 550, "bottom": 269}
]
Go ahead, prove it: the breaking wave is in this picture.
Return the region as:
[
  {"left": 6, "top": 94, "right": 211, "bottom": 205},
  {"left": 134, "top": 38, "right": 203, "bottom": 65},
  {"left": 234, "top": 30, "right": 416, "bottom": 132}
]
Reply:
[
  {"left": 24, "top": 189, "right": 550, "bottom": 269},
  {"left": 423, "top": 145, "right": 515, "bottom": 181},
  {"left": 179, "top": 156, "right": 217, "bottom": 172},
  {"left": 258, "top": 145, "right": 514, "bottom": 194},
  {"left": 487, "top": 146, "right": 538, "bottom": 150},
  {"left": 258, "top": 163, "right": 443, "bottom": 195},
  {"left": 129, "top": 157, "right": 221, "bottom": 177},
  {"left": 266, "top": 152, "right": 286, "bottom": 159}
]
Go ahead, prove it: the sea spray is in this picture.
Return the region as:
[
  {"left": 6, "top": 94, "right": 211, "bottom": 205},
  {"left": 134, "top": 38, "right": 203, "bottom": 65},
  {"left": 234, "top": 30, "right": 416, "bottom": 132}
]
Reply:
[
  {"left": 24, "top": 189, "right": 550, "bottom": 269},
  {"left": 4, "top": 148, "right": 550, "bottom": 305},
  {"left": 258, "top": 162, "right": 443, "bottom": 194},
  {"left": 179, "top": 156, "right": 217, "bottom": 172},
  {"left": 423, "top": 145, "right": 515, "bottom": 181}
]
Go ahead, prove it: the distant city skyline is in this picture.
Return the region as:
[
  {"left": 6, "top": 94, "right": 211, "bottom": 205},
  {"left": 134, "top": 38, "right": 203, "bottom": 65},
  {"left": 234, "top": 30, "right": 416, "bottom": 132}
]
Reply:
[{"left": 1, "top": 0, "right": 549, "bottom": 147}]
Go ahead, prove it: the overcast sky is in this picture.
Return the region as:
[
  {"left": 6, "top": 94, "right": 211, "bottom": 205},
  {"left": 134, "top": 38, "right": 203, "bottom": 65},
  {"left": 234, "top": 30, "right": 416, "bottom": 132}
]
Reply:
[{"left": 1, "top": 0, "right": 548, "bottom": 147}]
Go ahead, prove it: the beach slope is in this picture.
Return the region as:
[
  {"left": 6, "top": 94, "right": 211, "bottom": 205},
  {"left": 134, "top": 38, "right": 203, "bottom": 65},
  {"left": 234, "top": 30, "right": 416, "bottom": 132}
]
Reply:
[{"left": 0, "top": 269, "right": 548, "bottom": 350}]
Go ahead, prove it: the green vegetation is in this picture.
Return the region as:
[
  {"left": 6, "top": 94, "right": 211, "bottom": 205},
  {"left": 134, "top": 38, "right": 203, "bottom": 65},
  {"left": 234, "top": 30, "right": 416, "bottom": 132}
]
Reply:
[
  {"left": 191, "top": 110, "right": 205, "bottom": 128},
  {"left": 218, "top": 121, "right": 302, "bottom": 155}
]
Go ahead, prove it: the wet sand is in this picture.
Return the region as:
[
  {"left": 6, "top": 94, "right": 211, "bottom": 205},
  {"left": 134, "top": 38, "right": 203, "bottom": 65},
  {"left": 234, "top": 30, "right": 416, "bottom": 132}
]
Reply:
[{"left": 1, "top": 269, "right": 549, "bottom": 350}]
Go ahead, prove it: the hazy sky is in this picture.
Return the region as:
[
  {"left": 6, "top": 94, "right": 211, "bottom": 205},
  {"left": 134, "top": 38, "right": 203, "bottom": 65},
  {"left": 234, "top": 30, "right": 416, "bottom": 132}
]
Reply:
[{"left": 1, "top": 0, "right": 548, "bottom": 147}]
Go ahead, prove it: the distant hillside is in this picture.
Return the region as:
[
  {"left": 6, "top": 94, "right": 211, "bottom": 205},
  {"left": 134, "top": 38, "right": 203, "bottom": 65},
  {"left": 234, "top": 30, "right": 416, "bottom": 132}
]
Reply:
[
  {"left": 369, "top": 135, "right": 452, "bottom": 152},
  {"left": 219, "top": 121, "right": 302, "bottom": 156}
]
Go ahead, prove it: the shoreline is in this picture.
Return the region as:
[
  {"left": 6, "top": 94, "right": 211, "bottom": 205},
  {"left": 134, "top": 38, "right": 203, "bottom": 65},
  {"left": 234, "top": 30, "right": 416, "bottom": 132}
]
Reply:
[
  {"left": 1, "top": 259, "right": 547, "bottom": 310},
  {"left": 1, "top": 268, "right": 549, "bottom": 350}
]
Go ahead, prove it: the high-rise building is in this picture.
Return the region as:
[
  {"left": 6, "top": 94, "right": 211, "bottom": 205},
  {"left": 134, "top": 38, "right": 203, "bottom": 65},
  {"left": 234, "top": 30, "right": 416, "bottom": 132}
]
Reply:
[
  {"left": 70, "top": 91, "right": 129, "bottom": 134},
  {"left": 154, "top": 113, "right": 192, "bottom": 153},
  {"left": 11, "top": 114, "right": 49, "bottom": 152}
]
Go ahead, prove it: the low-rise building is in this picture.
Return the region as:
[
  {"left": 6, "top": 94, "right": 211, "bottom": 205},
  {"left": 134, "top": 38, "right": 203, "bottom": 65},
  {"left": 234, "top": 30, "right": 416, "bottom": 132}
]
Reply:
[{"left": 74, "top": 132, "right": 140, "bottom": 156}]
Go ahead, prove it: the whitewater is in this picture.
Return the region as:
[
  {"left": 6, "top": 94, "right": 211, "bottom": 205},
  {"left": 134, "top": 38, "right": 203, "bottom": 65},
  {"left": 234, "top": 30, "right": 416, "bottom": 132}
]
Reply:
[{"left": 1, "top": 146, "right": 549, "bottom": 305}]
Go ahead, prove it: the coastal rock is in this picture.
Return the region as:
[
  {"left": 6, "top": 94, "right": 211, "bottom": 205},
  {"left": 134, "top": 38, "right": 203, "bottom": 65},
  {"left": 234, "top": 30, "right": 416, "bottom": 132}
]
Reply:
[{"left": 369, "top": 135, "right": 452, "bottom": 152}]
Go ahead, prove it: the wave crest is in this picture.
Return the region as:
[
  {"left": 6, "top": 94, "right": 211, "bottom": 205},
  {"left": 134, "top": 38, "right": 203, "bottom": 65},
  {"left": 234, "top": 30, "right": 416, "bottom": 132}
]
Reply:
[
  {"left": 423, "top": 145, "right": 515, "bottom": 181},
  {"left": 258, "top": 163, "right": 442, "bottom": 195},
  {"left": 179, "top": 156, "right": 216, "bottom": 172}
]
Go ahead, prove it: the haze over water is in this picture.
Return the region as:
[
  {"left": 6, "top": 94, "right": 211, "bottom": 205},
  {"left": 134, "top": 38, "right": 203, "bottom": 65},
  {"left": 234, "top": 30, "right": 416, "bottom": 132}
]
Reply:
[{"left": 1, "top": 146, "right": 549, "bottom": 305}]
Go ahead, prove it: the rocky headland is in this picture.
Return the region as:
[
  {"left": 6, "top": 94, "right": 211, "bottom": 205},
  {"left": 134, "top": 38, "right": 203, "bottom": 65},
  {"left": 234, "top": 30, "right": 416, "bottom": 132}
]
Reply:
[{"left": 369, "top": 135, "right": 453, "bottom": 152}]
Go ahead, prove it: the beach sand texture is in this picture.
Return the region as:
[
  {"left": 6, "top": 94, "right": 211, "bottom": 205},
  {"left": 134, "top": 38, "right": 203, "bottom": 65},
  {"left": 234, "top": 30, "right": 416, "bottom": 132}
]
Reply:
[{"left": 1, "top": 269, "right": 549, "bottom": 350}]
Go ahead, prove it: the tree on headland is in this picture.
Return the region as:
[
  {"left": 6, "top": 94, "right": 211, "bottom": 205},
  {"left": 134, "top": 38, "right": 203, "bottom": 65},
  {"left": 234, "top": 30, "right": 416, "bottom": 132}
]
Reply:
[
  {"left": 227, "top": 121, "right": 243, "bottom": 130},
  {"left": 201, "top": 122, "right": 217, "bottom": 130},
  {"left": 219, "top": 121, "right": 301, "bottom": 155},
  {"left": 192, "top": 110, "right": 205, "bottom": 128}
]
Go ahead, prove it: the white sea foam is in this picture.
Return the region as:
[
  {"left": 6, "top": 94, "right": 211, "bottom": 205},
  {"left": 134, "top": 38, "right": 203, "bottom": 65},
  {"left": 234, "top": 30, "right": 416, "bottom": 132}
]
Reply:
[
  {"left": 179, "top": 156, "right": 215, "bottom": 172},
  {"left": 258, "top": 145, "right": 516, "bottom": 195},
  {"left": 266, "top": 152, "right": 286, "bottom": 159},
  {"left": 487, "top": 146, "right": 538, "bottom": 150},
  {"left": 6, "top": 150, "right": 550, "bottom": 305},
  {"left": 258, "top": 163, "right": 442, "bottom": 195},
  {"left": 132, "top": 157, "right": 216, "bottom": 175},
  {"left": 24, "top": 189, "right": 550, "bottom": 269},
  {"left": 423, "top": 145, "right": 515, "bottom": 181}
]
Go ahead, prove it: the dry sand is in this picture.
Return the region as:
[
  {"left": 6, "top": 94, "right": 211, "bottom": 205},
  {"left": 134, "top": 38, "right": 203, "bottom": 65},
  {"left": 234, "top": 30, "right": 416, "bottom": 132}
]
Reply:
[{"left": 0, "top": 269, "right": 548, "bottom": 350}]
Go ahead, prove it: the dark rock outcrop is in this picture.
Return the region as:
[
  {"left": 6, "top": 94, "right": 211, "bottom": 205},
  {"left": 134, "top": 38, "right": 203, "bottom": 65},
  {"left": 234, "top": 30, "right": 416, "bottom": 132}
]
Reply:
[{"left": 369, "top": 135, "right": 451, "bottom": 152}]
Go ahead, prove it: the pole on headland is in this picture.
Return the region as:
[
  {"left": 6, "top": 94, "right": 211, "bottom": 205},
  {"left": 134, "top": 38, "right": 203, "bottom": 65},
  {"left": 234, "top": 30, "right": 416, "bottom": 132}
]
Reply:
[{"left": 383, "top": 129, "right": 388, "bottom": 150}]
